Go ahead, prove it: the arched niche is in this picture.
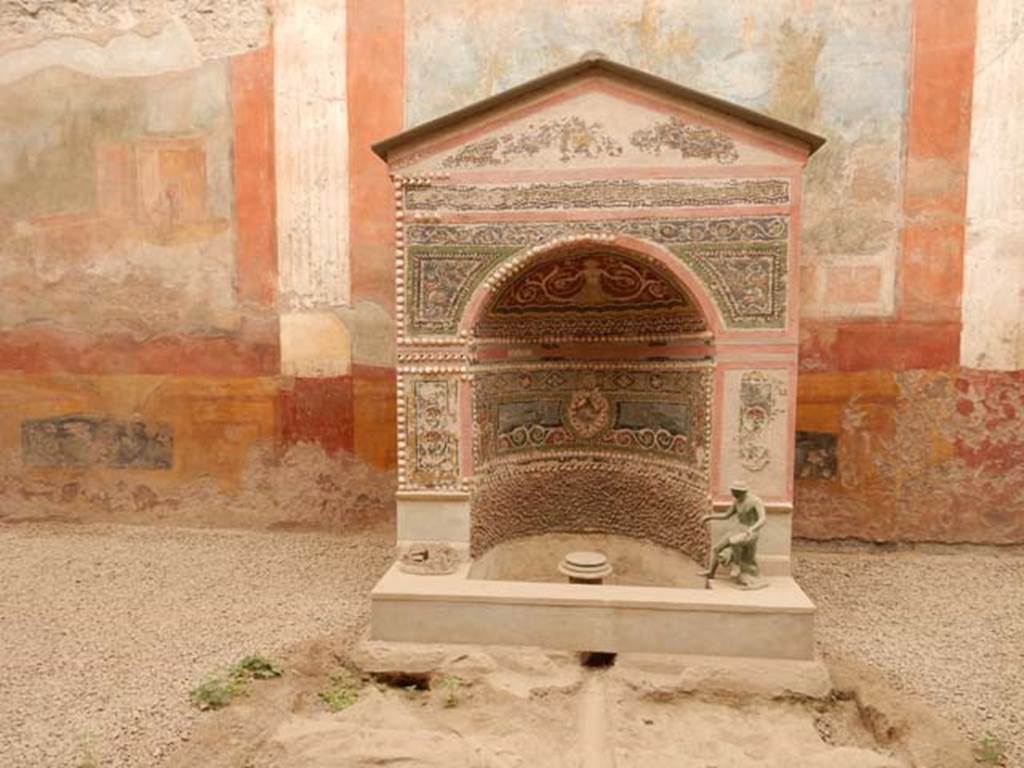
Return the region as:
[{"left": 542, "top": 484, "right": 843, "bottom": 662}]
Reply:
[{"left": 464, "top": 237, "right": 716, "bottom": 562}]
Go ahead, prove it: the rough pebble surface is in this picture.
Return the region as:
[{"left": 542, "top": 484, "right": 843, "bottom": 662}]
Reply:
[
  {"left": 0, "top": 522, "right": 393, "bottom": 768},
  {"left": 1, "top": 522, "right": 1021, "bottom": 768},
  {"left": 796, "top": 546, "right": 1024, "bottom": 768}
]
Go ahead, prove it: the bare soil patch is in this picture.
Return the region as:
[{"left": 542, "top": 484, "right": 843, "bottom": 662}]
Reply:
[{"left": 166, "top": 640, "right": 971, "bottom": 768}]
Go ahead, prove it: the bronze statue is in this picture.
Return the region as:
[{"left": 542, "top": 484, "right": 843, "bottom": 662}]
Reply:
[{"left": 699, "top": 480, "right": 767, "bottom": 589}]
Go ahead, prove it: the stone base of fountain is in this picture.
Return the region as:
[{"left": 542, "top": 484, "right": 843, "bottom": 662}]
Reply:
[{"left": 369, "top": 561, "right": 815, "bottom": 660}]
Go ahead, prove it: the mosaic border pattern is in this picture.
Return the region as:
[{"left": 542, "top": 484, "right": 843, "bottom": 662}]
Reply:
[
  {"left": 407, "top": 245, "right": 518, "bottom": 334},
  {"left": 405, "top": 216, "right": 788, "bottom": 248},
  {"left": 403, "top": 375, "right": 460, "bottom": 488},
  {"left": 405, "top": 179, "right": 790, "bottom": 211},
  {"left": 668, "top": 242, "right": 788, "bottom": 328}
]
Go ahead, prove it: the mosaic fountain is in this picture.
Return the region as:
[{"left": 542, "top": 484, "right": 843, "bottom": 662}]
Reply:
[{"left": 368, "top": 56, "right": 824, "bottom": 660}]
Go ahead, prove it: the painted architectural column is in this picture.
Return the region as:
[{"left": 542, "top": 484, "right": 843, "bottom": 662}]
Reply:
[
  {"left": 274, "top": 0, "right": 352, "bottom": 376},
  {"left": 962, "top": 0, "right": 1024, "bottom": 370},
  {"left": 347, "top": 0, "right": 405, "bottom": 471}
]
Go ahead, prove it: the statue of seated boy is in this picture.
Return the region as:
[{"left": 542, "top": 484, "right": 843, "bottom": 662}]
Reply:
[{"left": 699, "top": 479, "right": 767, "bottom": 589}]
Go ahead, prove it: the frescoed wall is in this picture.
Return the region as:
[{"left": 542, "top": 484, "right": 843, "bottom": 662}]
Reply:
[
  {"left": 0, "top": 9, "right": 394, "bottom": 529},
  {"left": 405, "top": 0, "right": 909, "bottom": 323},
  {"left": 0, "top": 0, "right": 1020, "bottom": 544},
  {"left": 399, "top": 0, "right": 1022, "bottom": 544}
]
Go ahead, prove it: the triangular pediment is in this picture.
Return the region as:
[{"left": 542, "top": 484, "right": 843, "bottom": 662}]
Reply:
[{"left": 374, "top": 58, "right": 824, "bottom": 173}]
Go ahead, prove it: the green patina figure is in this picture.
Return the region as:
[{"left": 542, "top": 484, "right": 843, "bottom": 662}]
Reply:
[{"left": 699, "top": 479, "right": 767, "bottom": 589}]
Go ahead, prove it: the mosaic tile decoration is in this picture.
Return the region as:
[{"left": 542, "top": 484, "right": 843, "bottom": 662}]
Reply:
[{"left": 405, "top": 215, "right": 789, "bottom": 336}]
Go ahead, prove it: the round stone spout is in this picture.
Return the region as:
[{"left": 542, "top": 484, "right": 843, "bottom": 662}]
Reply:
[{"left": 559, "top": 551, "right": 613, "bottom": 584}]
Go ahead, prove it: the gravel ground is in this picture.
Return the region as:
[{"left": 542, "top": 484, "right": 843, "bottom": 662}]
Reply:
[
  {"left": 1, "top": 522, "right": 1020, "bottom": 767},
  {"left": 796, "top": 546, "right": 1024, "bottom": 768},
  {"left": 0, "top": 521, "right": 393, "bottom": 768}
]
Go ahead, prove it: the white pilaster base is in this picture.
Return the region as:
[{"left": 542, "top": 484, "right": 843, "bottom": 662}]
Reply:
[{"left": 396, "top": 490, "right": 471, "bottom": 545}]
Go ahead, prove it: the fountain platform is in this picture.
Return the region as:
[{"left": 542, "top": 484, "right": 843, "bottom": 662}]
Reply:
[{"left": 371, "top": 563, "right": 815, "bottom": 660}]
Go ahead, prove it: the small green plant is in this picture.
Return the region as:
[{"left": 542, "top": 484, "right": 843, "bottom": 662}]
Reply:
[
  {"left": 190, "top": 675, "right": 245, "bottom": 711},
  {"left": 318, "top": 668, "right": 362, "bottom": 712},
  {"left": 231, "top": 655, "right": 283, "bottom": 680},
  {"left": 190, "top": 654, "right": 283, "bottom": 711},
  {"left": 440, "top": 675, "right": 463, "bottom": 709},
  {"left": 975, "top": 731, "right": 1007, "bottom": 766}
]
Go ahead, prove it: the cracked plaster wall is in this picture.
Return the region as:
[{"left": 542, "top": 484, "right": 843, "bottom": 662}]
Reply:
[
  {"left": 0, "top": 6, "right": 271, "bottom": 347},
  {"left": 404, "top": 0, "right": 1023, "bottom": 545},
  {"left": 406, "top": 0, "right": 909, "bottom": 320},
  {"left": 0, "top": 0, "right": 270, "bottom": 60},
  {"left": 796, "top": 369, "right": 1024, "bottom": 544},
  {"left": 962, "top": 0, "right": 1024, "bottom": 371},
  {"left": 0, "top": 0, "right": 1021, "bottom": 542},
  {"left": 0, "top": 1, "right": 395, "bottom": 532}
]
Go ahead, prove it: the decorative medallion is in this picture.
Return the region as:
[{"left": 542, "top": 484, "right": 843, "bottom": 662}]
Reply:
[{"left": 565, "top": 388, "right": 612, "bottom": 439}]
